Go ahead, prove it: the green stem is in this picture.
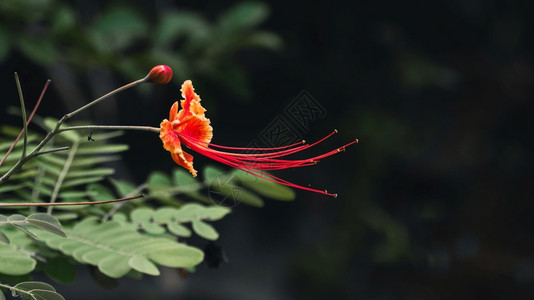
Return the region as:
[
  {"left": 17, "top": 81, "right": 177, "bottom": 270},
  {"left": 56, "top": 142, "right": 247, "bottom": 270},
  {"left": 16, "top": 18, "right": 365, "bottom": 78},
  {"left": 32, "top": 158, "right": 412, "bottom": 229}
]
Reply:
[
  {"left": 34, "top": 146, "right": 70, "bottom": 156},
  {"left": 0, "top": 281, "right": 29, "bottom": 298},
  {"left": 65, "top": 78, "right": 147, "bottom": 120},
  {"left": 59, "top": 125, "right": 160, "bottom": 134},
  {"left": 14, "top": 73, "right": 28, "bottom": 158},
  {"left": 0, "top": 194, "right": 144, "bottom": 207}
]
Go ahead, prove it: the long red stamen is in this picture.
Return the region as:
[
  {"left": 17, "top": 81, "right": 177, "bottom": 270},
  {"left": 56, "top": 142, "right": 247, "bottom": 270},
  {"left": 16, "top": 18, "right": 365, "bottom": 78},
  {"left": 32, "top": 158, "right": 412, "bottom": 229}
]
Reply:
[{"left": 177, "top": 131, "right": 357, "bottom": 197}]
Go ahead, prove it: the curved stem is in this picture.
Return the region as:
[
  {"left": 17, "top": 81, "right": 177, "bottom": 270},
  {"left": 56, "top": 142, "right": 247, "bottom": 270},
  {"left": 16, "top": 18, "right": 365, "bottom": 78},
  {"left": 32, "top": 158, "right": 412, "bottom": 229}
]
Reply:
[
  {"left": 14, "top": 73, "right": 28, "bottom": 158},
  {"left": 65, "top": 78, "right": 147, "bottom": 120},
  {"left": 0, "top": 194, "right": 144, "bottom": 207},
  {"left": 59, "top": 125, "right": 160, "bottom": 134}
]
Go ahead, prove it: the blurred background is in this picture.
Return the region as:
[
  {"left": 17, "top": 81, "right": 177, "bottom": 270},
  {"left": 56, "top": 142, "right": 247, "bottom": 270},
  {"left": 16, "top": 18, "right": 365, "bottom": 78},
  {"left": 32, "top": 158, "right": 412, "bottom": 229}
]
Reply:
[{"left": 1, "top": 0, "right": 533, "bottom": 299}]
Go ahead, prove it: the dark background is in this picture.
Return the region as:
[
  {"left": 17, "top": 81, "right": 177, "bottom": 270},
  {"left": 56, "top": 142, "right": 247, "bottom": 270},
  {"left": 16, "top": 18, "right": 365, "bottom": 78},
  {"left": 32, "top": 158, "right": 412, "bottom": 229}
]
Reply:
[{"left": 1, "top": 0, "right": 534, "bottom": 299}]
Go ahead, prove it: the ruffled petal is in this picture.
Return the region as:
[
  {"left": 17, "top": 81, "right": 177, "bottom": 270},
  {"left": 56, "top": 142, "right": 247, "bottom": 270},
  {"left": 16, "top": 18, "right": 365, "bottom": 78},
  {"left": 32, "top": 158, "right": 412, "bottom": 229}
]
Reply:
[
  {"left": 171, "top": 151, "right": 197, "bottom": 177},
  {"left": 159, "top": 120, "right": 181, "bottom": 153}
]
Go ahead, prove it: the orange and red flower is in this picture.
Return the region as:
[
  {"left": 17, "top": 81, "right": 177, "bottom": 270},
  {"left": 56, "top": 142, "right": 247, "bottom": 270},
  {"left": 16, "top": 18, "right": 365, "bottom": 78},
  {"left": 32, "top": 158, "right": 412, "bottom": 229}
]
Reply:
[{"left": 159, "top": 80, "right": 357, "bottom": 197}]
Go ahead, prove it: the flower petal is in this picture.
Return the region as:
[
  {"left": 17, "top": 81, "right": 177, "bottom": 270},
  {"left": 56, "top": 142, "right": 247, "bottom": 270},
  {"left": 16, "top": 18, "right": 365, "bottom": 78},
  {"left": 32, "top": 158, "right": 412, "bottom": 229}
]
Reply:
[
  {"left": 169, "top": 101, "right": 179, "bottom": 122},
  {"left": 174, "top": 115, "right": 213, "bottom": 145},
  {"left": 171, "top": 151, "right": 197, "bottom": 177}
]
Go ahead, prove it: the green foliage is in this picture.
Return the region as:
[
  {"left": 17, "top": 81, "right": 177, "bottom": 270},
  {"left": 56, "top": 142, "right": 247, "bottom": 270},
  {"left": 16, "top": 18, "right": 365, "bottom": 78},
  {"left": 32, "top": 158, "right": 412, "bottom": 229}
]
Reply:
[
  {"left": 0, "top": 125, "right": 127, "bottom": 209},
  {"left": 0, "top": 229, "right": 38, "bottom": 276},
  {"left": 39, "top": 217, "right": 204, "bottom": 278},
  {"left": 0, "top": 1, "right": 282, "bottom": 99},
  {"left": 145, "top": 166, "right": 295, "bottom": 208},
  {"left": 116, "top": 203, "right": 230, "bottom": 241},
  {"left": 0, "top": 213, "right": 66, "bottom": 244}
]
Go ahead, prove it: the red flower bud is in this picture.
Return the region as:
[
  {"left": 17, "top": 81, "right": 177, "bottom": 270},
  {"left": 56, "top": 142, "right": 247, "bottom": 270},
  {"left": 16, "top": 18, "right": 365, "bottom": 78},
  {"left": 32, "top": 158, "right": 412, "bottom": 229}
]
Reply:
[{"left": 146, "top": 65, "right": 172, "bottom": 84}]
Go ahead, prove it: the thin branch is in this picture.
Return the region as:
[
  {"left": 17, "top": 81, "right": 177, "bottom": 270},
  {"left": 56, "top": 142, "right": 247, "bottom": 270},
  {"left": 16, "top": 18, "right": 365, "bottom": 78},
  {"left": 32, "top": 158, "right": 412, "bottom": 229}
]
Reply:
[
  {"left": 14, "top": 73, "right": 28, "bottom": 158},
  {"left": 65, "top": 78, "right": 147, "bottom": 120},
  {"left": 59, "top": 125, "right": 160, "bottom": 134},
  {"left": 0, "top": 79, "right": 50, "bottom": 167},
  {"left": 34, "top": 146, "right": 70, "bottom": 156},
  {"left": 0, "top": 194, "right": 144, "bottom": 207}
]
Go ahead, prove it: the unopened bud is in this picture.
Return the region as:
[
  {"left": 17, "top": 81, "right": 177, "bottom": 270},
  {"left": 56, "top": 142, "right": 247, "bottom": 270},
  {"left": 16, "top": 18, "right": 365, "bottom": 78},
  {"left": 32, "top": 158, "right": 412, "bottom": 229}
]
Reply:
[{"left": 146, "top": 65, "right": 172, "bottom": 84}]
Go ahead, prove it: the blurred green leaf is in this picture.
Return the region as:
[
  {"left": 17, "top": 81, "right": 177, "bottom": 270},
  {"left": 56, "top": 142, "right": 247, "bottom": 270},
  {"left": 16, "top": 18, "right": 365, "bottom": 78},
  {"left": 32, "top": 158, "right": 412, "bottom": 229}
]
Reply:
[
  {"left": 234, "top": 170, "right": 295, "bottom": 201},
  {"left": 43, "top": 118, "right": 79, "bottom": 142},
  {"left": 0, "top": 249, "right": 36, "bottom": 275},
  {"left": 98, "top": 255, "right": 131, "bottom": 278},
  {"left": 110, "top": 178, "right": 137, "bottom": 197},
  {"left": 128, "top": 255, "right": 159, "bottom": 276},
  {"left": 192, "top": 220, "right": 218, "bottom": 240},
  {"left": 167, "top": 222, "right": 191, "bottom": 237},
  {"left": 154, "top": 11, "right": 209, "bottom": 48},
  {"left": 92, "top": 7, "right": 148, "bottom": 52},
  {"left": 141, "top": 222, "right": 165, "bottom": 235},
  {"left": 242, "top": 31, "right": 283, "bottom": 51},
  {"left": 16, "top": 37, "right": 56, "bottom": 66},
  {"left": 218, "top": 2, "right": 270, "bottom": 33},
  {"left": 173, "top": 168, "right": 198, "bottom": 187},
  {"left": 147, "top": 245, "right": 204, "bottom": 268},
  {"left": 130, "top": 208, "right": 154, "bottom": 223},
  {"left": 75, "top": 144, "right": 129, "bottom": 155},
  {"left": 87, "top": 183, "right": 115, "bottom": 202},
  {"left": 197, "top": 206, "right": 231, "bottom": 221},
  {"left": 147, "top": 171, "right": 172, "bottom": 188}
]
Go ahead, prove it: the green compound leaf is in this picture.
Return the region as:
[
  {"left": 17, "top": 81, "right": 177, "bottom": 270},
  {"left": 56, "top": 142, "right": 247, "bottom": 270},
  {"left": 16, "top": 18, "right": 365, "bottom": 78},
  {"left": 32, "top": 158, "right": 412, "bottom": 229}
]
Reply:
[
  {"left": 130, "top": 204, "right": 227, "bottom": 240},
  {"left": 40, "top": 218, "right": 203, "bottom": 278}
]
